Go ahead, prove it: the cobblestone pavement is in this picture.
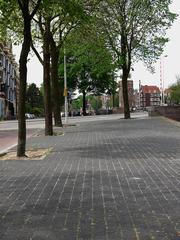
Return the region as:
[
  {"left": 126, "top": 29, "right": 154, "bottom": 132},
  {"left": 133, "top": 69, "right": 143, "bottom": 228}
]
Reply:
[{"left": 0, "top": 116, "right": 180, "bottom": 240}]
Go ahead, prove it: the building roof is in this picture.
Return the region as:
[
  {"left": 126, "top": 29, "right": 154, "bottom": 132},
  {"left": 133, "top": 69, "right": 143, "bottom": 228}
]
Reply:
[{"left": 141, "top": 85, "right": 160, "bottom": 94}]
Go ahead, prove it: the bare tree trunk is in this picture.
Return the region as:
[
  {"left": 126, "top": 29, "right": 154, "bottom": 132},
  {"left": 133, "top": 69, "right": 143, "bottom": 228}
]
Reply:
[
  {"left": 17, "top": 17, "right": 31, "bottom": 157},
  {"left": 122, "top": 72, "right": 130, "bottom": 119},
  {"left": 43, "top": 19, "right": 53, "bottom": 135},
  {"left": 16, "top": 0, "right": 41, "bottom": 156},
  {"left": 121, "top": 32, "right": 130, "bottom": 119},
  {"left": 112, "top": 93, "right": 115, "bottom": 108},
  {"left": 82, "top": 90, "right": 86, "bottom": 116},
  {"left": 50, "top": 37, "right": 62, "bottom": 127},
  {"left": 112, "top": 76, "right": 116, "bottom": 108}
]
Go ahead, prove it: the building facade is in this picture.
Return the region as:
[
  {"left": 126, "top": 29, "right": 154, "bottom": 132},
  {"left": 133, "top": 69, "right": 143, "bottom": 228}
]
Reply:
[
  {"left": 0, "top": 42, "right": 18, "bottom": 119},
  {"left": 164, "top": 88, "right": 172, "bottom": 105},
  {"left": 133, "top": 89, "right": 140, "bottom": 109},
  {"left": 140, "top": 85, "right": 161, "bottom": 108}
]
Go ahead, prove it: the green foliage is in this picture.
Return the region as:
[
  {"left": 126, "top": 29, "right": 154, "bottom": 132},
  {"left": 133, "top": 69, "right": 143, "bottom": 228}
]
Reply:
[
  {"left": 170, "top": 76, "right": 180, "bottom": 104},
  {"left": 31, "top": 107, "right": 44, "bottom": 116},
  {"left": 32, "top": 0, "right": 88, "bottom": 46},
  {"left": 0, "top": 1, "right": 18, "bottom": 41},
  {"left": 107, "top": 94, "right": 119, "bottom": 108},
  {"left": 88, "top": 95, "right": 102, "bottom": 110},
  {"left": 97, "top": 0, "right": 177, "bottom": 70},
  {"left": 26, "top": 83, "right": 44, "bottom": 115},
  {"left": 71, "top": 94, "right": 104, "bottom": 111},
  {"left": 39, "top": 83, "right": 44, "bottom": 96},
  {"left": 71, "top": 96, "right": 83, "bottom": 110},
  {"left": 61, "top": 21, "right": 116, "bottom": 95},
  {"left": 0, "top": 0, "right": 35, "bottom": 44}
]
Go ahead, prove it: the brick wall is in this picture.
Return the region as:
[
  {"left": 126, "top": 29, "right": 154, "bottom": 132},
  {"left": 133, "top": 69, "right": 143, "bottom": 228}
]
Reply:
[{"left": 152, "top": 106, "right": 180, "bottom": 121}]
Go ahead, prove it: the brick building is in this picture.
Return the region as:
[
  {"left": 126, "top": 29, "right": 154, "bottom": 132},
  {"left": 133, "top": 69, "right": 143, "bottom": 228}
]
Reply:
[
  {"left": 133, "top": 89, "right": 140, "bottom": 108},
  {"left": 140, "top": 85, "right": 161, "bottom": 108},
  {"left": 0, "top": 42, "right": 19, "bottom": 119}
]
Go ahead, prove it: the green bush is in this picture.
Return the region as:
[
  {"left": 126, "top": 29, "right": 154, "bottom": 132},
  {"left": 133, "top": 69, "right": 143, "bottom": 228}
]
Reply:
[{"left": 31, "top": 107, "right": 44, "bottom": 117}]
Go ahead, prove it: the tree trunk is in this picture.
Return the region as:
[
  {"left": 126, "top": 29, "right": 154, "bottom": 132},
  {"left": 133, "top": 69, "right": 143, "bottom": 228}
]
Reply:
[
  {"left": 112, "top": 77, "right": 115, "bottom": 108},
  {"left": 43, "top": 19, "right": 53, "bottom": 135},
  {"left": 17, "top": 17, "right": 31, "bottom": 157},
  {"left": 50, "top": 38, "right": 62, "bottom": 127},
  {"left": 112, "top": 93, "right": 115, "bottom": 108},
  {"left": 82, "top": 90, "right": 86, "bottom": 116},
  {"left": 121, "top": 31, "right": 130, "bottom": 119},
  {"left": 122, "top": 72, "right": 130, "bottom": 119}
]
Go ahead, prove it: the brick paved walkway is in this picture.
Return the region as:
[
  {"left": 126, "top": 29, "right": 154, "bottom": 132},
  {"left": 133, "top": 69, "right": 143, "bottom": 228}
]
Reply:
[{"left": 0, "top": 117, "right": 180, "bottom": 240}]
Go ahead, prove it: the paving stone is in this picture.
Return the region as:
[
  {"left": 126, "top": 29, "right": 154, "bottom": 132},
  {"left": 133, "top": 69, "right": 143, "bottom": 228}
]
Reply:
[{"left": 0, "top": 117, "right": 180, "bottom": 239}]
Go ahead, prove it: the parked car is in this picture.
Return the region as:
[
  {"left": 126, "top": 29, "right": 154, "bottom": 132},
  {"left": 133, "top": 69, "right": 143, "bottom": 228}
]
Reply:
[
  {"left": 25, "top": 113, "right": 35, "bottom": 119},
  {"left": 130, "top": 107, "right": 137, "bottom": 112}
]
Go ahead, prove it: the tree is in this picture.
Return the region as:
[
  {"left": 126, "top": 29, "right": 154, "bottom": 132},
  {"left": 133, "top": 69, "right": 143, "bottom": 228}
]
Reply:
[
  {"left": 97, "top": 0, "right": 177, "bottom": 118},
  {"left": 0, "top": 0, "right": 41, "bottom": 156},
  {"left": 71, "top": 96, "right": 83, "bottom": 111},
  {"left": 49, "top": 0, "right": 87, "bottom": 126},
  {"left": 17, "top": 0, "right": 41, "bottom": 156},
  {"left": 43, "top": 17, "right": 53, "bottom": 135},
  {"left": 31, "top": 0, "right": 87, "bottom": 127},
  {"left": 63, "top": 22, "right": 115, "bottom": 115},
  {"left": 32, "top": 8, "right": 54, "bottom": 134},
  {"left": 88, "top": 95, "right": 102, "bottom": 111},
  {"left": 26, "top": 83, "right": 44, "bottom": 115}
]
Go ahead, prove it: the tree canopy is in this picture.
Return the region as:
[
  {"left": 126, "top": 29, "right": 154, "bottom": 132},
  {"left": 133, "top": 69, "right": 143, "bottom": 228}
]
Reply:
[
  {"left": 58, "top": 21, "right": 116, "bottom": 114},
  {"left": 26, "top": 83, "right": 44, "bottom": 115},
  {"left": 95, "top": 0, "right": 177, "bottom": 118},
  {"left": 62, "top": 22, "right": 116, "bottom": 94}
]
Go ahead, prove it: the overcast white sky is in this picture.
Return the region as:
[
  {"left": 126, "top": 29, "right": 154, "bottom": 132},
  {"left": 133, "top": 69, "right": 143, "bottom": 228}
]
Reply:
[{"left": 13, "top": 0, "right": 180, "bottom": 90}]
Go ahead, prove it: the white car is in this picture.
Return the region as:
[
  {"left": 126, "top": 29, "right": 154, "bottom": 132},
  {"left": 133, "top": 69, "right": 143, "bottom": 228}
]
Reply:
[{"left": 25, "top": 113, "right": 35, "bottom": 119}]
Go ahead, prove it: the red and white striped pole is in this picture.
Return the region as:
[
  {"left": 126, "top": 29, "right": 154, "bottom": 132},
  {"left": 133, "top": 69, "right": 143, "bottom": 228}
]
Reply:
[{"left": 160, "top": 55, "right": 167, "bottom": 105}]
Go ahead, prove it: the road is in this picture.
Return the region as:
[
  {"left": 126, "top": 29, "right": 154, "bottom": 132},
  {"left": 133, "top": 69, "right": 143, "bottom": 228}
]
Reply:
[
  {"left": 0, "top": 112, "right": 148, "bottom": 130},
  {"left": 0, "top": 112, "right": 148, "bottom": 153}
]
